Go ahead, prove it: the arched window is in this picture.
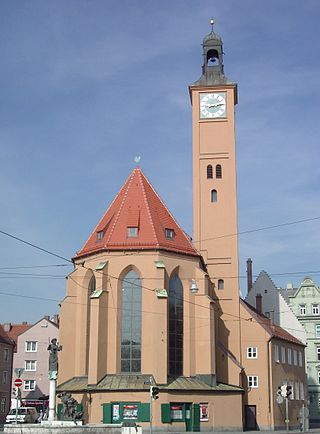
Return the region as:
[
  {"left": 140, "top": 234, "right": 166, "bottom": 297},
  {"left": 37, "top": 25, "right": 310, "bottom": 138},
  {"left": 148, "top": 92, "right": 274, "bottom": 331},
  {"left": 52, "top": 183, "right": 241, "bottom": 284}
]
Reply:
[
  {"left": 211, "top": 189, "right": 217, "bottom": 203},
  {"left": 168, "top": 274, "right": 183, "bottom": 376},
  {"left": 207, "top": 165, "right": 213, "bottom": 179},
  {"left": 121, "top": 270, "right": 142, "bottom": 373},
  {"left": 88, "top": 275, "right": 96, "bottom": 295},
  {"left": 207, "top": 49, "right": 219, "bottom": 66},
  {"left": 216, "top": 164, "right": 222, "bottom": 179},
  {"left": 218, "top": 279, "right": 224, "bottom": 290}
]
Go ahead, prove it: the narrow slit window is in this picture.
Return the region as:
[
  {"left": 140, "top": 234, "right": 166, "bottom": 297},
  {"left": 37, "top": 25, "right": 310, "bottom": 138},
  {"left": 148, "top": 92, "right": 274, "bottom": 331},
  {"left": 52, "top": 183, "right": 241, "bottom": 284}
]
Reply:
[
  {"left": 207, "top": 165, "right": 213, "bottom": 179},
  {"left": 216, "top": 164, "right": 222, "bottom": 179},
  {"left": 211, "top": 189, "right": 217, "bottom": 203}
]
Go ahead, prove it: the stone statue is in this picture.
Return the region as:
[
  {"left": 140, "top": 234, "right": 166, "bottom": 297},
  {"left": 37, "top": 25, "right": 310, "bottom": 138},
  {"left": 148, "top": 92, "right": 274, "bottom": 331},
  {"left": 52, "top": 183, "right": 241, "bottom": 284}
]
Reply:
[
  {"left": 47, "top": 338, "right": 62, "bottom": 379},
  {"left": 57, "top": 392, "right": 83, "bottom": 421}
]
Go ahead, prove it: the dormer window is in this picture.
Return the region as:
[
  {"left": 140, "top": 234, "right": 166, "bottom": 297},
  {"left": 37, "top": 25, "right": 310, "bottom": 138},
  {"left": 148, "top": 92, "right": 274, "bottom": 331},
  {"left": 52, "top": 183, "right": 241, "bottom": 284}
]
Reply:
[
  {"left": 165, "top": 228, "right": 174, "bottom": 240},
  {"left": 97, "top": 231, "right": 104, "bottom": 241},
  {"left": 127, "top": 227, "right": 138, "bottom": 238}
]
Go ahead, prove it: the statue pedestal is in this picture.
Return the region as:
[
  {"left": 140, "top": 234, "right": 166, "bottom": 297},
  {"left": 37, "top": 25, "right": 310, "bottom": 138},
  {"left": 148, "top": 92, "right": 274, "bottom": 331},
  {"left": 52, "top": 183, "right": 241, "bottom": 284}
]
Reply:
[
  {"left": 48, "top": 378, "right": 56, "bottom": 421},
  {"left": 41, "top": 420, "right": 83, "bottom": 426}
]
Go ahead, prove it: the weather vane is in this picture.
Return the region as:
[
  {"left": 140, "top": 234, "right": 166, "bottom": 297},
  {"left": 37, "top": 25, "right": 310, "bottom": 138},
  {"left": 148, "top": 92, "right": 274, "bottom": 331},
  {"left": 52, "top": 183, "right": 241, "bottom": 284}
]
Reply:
[{"left": 134, "top": 156, "right": 141, "bottom": 165}]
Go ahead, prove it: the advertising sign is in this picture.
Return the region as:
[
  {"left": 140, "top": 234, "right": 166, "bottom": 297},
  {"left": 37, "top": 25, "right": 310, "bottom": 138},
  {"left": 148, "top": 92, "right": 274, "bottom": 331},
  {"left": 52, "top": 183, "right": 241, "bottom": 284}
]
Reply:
[
  {"left": 200, "top": 403, "right": 209, "bottom": 422},
  {"left": 123, "top": 404, "right": 138, "bottom": 420},
  {"left": 170, "top": 405, "right": 183, "bottom": 420},
  {"left": 112, "top": 404, "right": 120, "bottom": 421}
]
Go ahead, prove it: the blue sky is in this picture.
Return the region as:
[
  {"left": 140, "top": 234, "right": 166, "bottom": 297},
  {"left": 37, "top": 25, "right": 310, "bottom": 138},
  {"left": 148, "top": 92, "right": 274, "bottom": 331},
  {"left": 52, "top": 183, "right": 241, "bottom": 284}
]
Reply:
[{"left": 1, "top": 1, "right": 320, "bottom": 323}]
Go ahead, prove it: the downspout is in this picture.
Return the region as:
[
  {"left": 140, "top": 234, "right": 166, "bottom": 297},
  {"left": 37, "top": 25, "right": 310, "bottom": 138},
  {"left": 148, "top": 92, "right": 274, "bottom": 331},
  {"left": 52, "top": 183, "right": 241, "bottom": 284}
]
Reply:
[{"left": 267, "top": 340, "right": 273, "bottom": 429}]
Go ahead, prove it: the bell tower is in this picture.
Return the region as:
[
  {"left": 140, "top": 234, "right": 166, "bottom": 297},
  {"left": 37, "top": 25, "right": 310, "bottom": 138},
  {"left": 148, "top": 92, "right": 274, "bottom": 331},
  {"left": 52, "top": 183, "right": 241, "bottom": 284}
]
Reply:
[{"left": 189, "top": 20, "right": 241, "bottom": 385}]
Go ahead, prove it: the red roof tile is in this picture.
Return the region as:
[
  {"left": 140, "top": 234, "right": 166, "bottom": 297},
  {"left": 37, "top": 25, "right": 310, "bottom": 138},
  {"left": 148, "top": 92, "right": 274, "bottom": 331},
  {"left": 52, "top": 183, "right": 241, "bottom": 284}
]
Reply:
[
  {"left": 75, "top": 168, "right": 200, "bottom": 259},
  {"left": 2, "top": 324, "right": 32, "bottom": 344},
  {"left": 241, "top": 300, "right": 304, "bottom": 346}
]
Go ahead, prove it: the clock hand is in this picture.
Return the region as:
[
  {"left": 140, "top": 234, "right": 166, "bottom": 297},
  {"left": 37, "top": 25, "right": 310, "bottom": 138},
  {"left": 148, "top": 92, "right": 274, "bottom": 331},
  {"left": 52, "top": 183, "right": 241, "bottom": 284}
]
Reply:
[{"left": 207, "top": 103, "right": 224, "bottom": 108}]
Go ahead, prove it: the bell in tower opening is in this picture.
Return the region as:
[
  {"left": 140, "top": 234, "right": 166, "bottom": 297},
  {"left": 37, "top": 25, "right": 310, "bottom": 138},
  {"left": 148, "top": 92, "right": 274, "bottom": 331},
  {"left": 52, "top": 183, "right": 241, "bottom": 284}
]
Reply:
[{"left": 193, "top": 18, "right": 234, "bottom": 87}]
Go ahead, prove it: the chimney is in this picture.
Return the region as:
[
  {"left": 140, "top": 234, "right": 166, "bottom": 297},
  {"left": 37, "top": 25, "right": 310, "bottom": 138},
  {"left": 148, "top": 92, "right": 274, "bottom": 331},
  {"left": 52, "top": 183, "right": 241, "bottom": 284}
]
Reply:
[
  {"left": 246, "top": 258, "right": 253, "bottom": 293},
  {"left": 256, "top": 294, "right": 262, "bottom": 314},
  {"left": 286, "top": 283, "right": 293, "bottom": 290},
  {"left": 44, "top": 315, "right": 50, "bottom": 321},
  {"left": 269, "top": 310, "right": 275, "bottom": 326},
  {"left": 22, "top": 321, "right": 28, "bottom": 325},
  {"left": 52, "top": 314, "right": 60, "bottom": 326},
  {"left": 3, "top": 323, "right": 11, "bottom": 332}
]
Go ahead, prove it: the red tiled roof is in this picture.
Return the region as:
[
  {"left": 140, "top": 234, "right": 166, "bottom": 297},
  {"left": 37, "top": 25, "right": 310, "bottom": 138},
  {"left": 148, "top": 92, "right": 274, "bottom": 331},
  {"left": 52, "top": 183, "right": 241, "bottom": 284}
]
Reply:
[
  {"left": 0, "top": 325, "right": 14, "bottom": 346},
  {"left": 75, "top": 167, "right": 200, "bottom": 259},
  {"left": 241, "top": 300, "right": 304, "bottom": 346},
  {"left": 3, "top": 324, "right": 32, "bottom": 344}
]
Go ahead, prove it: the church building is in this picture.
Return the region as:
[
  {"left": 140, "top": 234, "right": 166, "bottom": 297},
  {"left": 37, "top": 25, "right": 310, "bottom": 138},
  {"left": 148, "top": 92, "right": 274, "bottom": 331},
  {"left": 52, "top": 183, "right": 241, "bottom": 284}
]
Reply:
[{"left": 57, "top": 21, "right": 306, "bottom": 431}]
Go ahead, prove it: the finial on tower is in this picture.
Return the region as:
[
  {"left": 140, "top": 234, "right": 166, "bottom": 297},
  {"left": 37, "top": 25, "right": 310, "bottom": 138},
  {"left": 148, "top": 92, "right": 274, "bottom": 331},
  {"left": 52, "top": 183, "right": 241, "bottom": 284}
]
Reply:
[
  {"left": 134, "top": 156, "right": 141, "bottom": 165},
  {"left": 210, "top": 17, "right": 214, "bottom": 32}
]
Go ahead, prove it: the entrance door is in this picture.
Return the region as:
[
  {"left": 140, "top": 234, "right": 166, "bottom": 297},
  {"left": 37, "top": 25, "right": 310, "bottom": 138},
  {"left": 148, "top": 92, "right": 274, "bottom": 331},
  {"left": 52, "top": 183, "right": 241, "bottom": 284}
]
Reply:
[{"left": 245, "top": 405, "right": 257, "bottom": 430}]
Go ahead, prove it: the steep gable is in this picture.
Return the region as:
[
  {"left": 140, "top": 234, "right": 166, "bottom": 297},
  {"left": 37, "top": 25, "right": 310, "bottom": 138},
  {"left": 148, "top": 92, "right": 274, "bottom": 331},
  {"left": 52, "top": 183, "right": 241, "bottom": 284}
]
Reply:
[{"left": 75, "top": 168, "right": 199, "bottom": 259}]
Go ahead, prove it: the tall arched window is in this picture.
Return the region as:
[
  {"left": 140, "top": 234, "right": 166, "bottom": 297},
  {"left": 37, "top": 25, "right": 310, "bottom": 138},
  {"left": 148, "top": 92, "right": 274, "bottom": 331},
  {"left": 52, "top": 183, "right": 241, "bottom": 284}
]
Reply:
[
  {"left": 121, "top": 270, "right": 142, "bottom": 373},
  {"left": 211, "top": 189, "right": 217, "bottom": 203},
  {"left": 168, "top": 274, "right": 183, "bottom": 376},
  {"left": 216, "top": 164, "right": 222, "bottom": 179},
  {"left": 207, "top": 165, "right": 213, "bottom": 179},
  {"left": 88, "top": 275, "right": 96, "bottom": 295},
  {"left": 86, "top": 273, "right": 96, "bottom": 373}
]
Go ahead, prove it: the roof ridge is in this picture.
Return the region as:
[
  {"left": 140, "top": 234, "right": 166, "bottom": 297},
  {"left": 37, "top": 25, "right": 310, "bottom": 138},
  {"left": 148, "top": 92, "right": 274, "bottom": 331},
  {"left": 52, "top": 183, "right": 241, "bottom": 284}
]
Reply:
[
  {"left": 139, "top": 168, "right": 198, "bottom": 253},
  {"left": 106, "top": 170, "right": 135, "bottom": 243},
  {"left": 77, "top": 171, "right": 134, "bottom": 256},
  {"left": 137, "top": 169, "right": 158, "bottom": 246}
]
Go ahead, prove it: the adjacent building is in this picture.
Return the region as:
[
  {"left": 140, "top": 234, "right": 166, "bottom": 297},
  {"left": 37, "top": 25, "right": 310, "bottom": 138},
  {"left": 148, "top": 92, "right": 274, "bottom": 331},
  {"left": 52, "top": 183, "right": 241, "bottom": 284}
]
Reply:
[
  {"left": 0, "top": 325, "right": 14, "bottom": 424},
  {"left": 3, "top": 316, "right": 59, "bottom": 410},
  {"left": 240, "top": 299, "right": 306, "bottom": 430},
  {"left": 245, "top": 270, "right": 306, "bottom": 344},
  {"left": 281, "top": 277, "right": 320, "bottom": 422}
]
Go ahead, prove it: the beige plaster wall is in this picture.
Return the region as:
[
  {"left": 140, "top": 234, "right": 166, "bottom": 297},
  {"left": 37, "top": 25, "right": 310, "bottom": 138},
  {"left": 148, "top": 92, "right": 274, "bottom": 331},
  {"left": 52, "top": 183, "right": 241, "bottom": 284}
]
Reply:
[{"left": 59, "top": 249, "right": 216, "bottom": 387}]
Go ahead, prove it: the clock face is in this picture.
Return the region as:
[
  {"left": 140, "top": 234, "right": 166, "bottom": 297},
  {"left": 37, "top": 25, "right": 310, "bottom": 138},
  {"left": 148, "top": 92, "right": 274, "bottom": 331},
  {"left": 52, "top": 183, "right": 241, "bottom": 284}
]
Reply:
[{"left": 200, "top": 92, "right": 226, "bottom": 119}]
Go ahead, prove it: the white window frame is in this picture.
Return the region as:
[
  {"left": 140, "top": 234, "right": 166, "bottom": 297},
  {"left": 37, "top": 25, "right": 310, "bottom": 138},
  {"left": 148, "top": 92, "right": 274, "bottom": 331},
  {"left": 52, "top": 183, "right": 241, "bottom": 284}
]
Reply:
[
  {"left": 299, "top": 351, "right": 303, "bottom": 367},
  {"left": 312, "top": 304, "right": 320, "bottom": 316},
  {"left": 288, "top": 348, "right": 292, "bottom": 365},
  {"left": 281, "top": 347, "right": 286, "bottom": 364},
  {"left": 2, "top": 371, "right": 8, "bottom": 384},
  {"left": 289, "top": 381, "right": 294, "bottom": 400},
  {"left": 247, "top": 347, "right": 258, "bottom": 359},
  {"left": 25, "top": 360, "right": 37, "bottom": 372},
  {"left": 300, "top": 382, "right": 304, "bottom": 400},
  {"left": 25, "top": 341, "right": 37, "bottom": 352},
  {"left": 299, "top": 304, "right": 306, "bottom": 315},
  {"left": 318, "top": 371, "right": 320, "bottom": 385},
  {"left": 274, "top": 345, "right": 279, "bottom": 363},
  {"left": 293, "top": 350, "right": 298, "bottom": 366},
  {"left": 316, "top": 325, "right": 320, "bottom": 338},
  {"left": 23, "top": 380, "right": 36, "bottom": 391},
  {"left": 295, "top": 382, "right": 300, "bottom": 400},
  {"left": 248, "top": 376, "right": 258, "bottom": 388}
]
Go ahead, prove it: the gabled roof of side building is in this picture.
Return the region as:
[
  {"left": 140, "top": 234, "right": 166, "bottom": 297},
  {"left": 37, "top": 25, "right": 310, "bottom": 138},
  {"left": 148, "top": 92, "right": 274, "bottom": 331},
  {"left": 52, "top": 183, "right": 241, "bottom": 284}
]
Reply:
[
  {"left": 75, "top": 167, "right": 200, "bottom": 260},
  {"left": 2, "top": 323, "right": 32, "bottom": 344},
  {"left": 241, "top": 299, "right": 305, "bottom": 347}
]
